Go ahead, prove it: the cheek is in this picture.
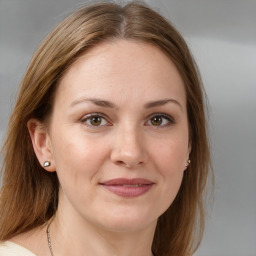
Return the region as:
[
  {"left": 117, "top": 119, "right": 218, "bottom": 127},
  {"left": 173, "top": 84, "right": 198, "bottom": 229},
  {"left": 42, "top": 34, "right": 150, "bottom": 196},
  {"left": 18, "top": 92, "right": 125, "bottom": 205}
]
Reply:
[
  {"left": 156, "top": 146, "right": 185, "bottom": 191},
  {"left": 50, "top": 129, "right": 109, "bottom": 187},
  {"left": 152, "top": 136, "right": 189, "bottom": 174},
  {"left": 150, "top": 136, "right": 188, "bottom": 206}
]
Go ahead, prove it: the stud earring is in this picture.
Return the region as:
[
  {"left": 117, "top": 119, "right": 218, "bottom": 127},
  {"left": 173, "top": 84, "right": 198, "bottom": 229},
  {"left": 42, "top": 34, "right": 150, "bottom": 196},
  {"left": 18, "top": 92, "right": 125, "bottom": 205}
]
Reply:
[
  {"left": 185, "top": 159, "right": 191, "bottom": 168},
  {"left": 43, "top": 161, "right": 51, "bottom": 167}
]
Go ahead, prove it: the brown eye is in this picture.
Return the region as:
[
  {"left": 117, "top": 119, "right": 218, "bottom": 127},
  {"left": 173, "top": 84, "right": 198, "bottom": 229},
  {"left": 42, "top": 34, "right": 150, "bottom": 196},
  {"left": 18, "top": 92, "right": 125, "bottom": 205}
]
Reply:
[
  {"left": 89, "top": 116, "right": 102, "bottom": 126},
  {"left": 151, "top": 116, "right": 163, "bottom": 126},
  {"left": 146, "top": 114, "right": 174, "bottom": 127},
  {"left": 81, "top": 114, "right": 109, "bottom": 127}
]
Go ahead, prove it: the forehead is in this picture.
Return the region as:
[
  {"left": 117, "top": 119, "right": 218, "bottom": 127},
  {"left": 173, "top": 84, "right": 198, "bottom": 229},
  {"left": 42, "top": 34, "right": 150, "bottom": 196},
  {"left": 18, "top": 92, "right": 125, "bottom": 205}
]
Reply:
[{"left": 55, "top": 39, "right": 186, "bottom": 107}]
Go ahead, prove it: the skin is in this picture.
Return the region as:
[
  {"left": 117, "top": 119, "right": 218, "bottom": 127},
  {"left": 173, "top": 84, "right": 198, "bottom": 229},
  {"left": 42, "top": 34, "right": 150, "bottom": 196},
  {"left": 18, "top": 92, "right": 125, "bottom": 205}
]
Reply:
[{"left": 22, "top": 40, "right": 190, "bottom": 256}]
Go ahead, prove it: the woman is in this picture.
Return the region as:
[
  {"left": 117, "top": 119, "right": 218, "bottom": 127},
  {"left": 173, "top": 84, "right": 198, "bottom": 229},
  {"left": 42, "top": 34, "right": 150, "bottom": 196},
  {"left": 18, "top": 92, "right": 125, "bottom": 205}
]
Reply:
[{"left": 0, "top": 1, "right": 212, "bottom": 256}]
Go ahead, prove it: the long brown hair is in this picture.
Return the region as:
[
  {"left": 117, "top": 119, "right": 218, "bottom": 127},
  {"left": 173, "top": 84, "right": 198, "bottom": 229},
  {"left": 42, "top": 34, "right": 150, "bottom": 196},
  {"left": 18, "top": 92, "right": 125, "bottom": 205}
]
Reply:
[{"left": 0, "top": 1, "right": 212, "bottom": 255}]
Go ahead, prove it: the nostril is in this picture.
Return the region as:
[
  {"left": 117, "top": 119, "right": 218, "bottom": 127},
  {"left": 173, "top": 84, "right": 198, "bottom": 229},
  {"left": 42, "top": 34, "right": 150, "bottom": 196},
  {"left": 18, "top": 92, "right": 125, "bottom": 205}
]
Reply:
[
  {"left": 116, "top": 160, "right": 124, "bottom": 166},
  {"left": 114, "top": 160, "right": 144, "bottom": 168},
  {"left": 110, "top": 138, "right": 148, "bottom": 168}
]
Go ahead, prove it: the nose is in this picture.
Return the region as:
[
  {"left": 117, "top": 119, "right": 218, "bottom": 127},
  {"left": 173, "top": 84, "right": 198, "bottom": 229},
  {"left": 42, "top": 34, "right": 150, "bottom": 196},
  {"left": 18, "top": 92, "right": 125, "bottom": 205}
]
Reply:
[{"left": 110, "top": 125, "right": 148, "bottom": 168}]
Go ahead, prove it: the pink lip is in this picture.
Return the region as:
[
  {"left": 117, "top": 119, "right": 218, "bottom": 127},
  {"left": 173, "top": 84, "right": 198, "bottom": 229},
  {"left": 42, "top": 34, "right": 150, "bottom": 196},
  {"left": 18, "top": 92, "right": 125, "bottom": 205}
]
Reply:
[{"left": 100, "top": 178, "right": 154, "bottom": 198}]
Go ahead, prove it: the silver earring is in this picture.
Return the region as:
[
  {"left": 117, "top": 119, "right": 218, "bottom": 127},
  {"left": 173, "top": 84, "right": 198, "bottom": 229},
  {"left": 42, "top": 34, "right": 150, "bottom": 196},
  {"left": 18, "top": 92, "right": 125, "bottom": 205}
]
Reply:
[{"left": 43, "top": 161, "right": 51, "bottom": 167}]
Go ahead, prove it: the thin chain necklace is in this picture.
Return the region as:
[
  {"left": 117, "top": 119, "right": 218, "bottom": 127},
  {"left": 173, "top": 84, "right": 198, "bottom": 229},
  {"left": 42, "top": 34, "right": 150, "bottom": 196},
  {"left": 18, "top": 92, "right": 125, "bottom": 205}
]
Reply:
[
  {"left": 46, "top": 222, "right": 54, "bottom": 256},
  {"left": 46, "top": 222, "right": 156, "bottom": 256}
]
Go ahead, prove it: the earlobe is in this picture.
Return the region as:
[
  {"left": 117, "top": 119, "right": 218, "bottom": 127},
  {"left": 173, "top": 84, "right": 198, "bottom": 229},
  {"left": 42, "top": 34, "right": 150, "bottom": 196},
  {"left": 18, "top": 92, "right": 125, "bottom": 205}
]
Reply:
[
  {"left": 27, "top": 119, "right": 55, "bottom": 172},
  {"left": 184, "top": 143, "right": 191, "bottom": 170},
  {"left": 185, "top": 159, "right": 191, "bottom": 169}
]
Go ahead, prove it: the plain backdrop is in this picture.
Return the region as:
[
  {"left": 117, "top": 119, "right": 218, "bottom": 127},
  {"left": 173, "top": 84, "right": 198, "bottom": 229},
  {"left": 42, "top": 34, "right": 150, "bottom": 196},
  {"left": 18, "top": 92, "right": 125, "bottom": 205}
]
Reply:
[{"left": 0, "top": 1, "right": 256, "bottom": 255}]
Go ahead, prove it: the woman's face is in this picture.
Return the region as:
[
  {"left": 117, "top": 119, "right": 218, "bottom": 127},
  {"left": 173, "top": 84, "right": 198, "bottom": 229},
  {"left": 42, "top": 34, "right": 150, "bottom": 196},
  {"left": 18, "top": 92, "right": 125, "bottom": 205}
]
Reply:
[{"left": 46, "top": 40, "right": 190, "bottom": 232}]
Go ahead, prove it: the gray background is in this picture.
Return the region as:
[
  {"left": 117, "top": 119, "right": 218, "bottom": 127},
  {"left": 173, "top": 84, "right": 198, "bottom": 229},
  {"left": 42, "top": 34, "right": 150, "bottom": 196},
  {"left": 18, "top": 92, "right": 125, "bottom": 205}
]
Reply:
[{"left": 0, "top": 0, "right": 255, "bottom": 255}]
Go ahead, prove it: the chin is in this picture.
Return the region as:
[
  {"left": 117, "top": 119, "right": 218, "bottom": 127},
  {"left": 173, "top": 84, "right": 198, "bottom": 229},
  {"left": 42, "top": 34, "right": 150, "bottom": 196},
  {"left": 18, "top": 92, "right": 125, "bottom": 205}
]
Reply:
[
  {"left": 94, "top": 208, "right": 158, "bottom": 233},
  {"left": 100, "top": 219, "right": 154, "bottom": 233}
]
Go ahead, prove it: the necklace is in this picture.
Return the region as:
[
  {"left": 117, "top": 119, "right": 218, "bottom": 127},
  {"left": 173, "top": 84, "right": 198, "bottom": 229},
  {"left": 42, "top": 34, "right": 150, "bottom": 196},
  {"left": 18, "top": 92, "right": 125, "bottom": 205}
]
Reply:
[
  {"left": 46, "top": 222, "right": 54, "bottom": 256},
  {"left": 46, "top": 222, "right": 156, "bottom": 256}
]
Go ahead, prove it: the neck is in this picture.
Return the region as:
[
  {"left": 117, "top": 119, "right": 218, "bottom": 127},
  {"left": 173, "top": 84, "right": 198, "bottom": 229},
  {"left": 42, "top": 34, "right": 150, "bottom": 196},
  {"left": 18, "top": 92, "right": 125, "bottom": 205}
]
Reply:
[{"left": 49, "top": 209, "right": 156, "bottom": 256}]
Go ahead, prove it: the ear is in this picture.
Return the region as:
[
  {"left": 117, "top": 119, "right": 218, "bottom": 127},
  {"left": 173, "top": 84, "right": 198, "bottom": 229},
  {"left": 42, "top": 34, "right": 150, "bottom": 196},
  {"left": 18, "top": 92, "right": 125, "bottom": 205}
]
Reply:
[
  {"left": 187, "top": 142, "right": 192, "bottom": 158},
  {"left": 27, "top": 119, "right": 56, "bottom": 172},
  {"left": 184, "top": 142, "right": 192, "bottom": 170}
]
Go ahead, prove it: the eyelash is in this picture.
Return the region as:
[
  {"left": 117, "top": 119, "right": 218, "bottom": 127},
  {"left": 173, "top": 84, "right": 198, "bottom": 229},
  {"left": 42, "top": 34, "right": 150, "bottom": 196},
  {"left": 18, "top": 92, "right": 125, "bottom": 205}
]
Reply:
[
  {"left": 80, "top": 113, "right": 111, "bottom": 128},
  {"left": 80, "top": 113, "right": 175, "bottom": 129},
  {"left": 146, "top": 113, "right": 175, "bottom": 127}
]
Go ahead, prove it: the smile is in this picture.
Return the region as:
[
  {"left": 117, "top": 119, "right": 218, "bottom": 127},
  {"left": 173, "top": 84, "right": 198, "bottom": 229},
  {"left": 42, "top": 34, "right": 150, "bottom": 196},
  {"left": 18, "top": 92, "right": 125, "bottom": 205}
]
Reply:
[{"left": 99, "top": 178, "right": 155, "bottom": 198}]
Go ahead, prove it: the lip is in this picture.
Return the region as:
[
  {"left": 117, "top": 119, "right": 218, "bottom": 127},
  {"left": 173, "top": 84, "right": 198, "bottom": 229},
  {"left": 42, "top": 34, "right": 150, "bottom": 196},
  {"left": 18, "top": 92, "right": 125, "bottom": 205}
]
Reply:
[{"left": 99, "top": 178, "right": 154, "bottom": 198}]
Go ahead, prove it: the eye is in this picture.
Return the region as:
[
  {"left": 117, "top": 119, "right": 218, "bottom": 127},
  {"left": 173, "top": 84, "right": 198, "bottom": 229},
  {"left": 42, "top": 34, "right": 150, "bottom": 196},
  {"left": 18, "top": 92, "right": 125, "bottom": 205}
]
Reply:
[
  {"left": 146, "top": 114, "right": 174, "bottom": 127},
  {"left": 81, "top": 113, "right": 110, "bottom": 127}
]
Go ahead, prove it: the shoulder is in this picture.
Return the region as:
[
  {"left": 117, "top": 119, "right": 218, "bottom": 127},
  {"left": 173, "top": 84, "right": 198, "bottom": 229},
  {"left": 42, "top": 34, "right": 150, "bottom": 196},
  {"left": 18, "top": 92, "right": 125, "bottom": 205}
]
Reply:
[
  {"left": 1, "top": 225, "right": 49, "bottom": 256},
  {"left": 0, "top": 241, "right": 36, "bottom": 256}
]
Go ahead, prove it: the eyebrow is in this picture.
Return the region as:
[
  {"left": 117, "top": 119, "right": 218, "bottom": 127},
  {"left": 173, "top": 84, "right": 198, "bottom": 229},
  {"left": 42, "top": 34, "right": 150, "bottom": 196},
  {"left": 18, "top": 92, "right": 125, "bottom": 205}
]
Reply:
[
  {"left": 70, "top": 97, "right": 182, "bottom": 111},
  {"left": 144, "top": 99, "right": 183, "bottom": 111},
  {"left": 70, "top": 98, "right": 117, "bottom": 109}
]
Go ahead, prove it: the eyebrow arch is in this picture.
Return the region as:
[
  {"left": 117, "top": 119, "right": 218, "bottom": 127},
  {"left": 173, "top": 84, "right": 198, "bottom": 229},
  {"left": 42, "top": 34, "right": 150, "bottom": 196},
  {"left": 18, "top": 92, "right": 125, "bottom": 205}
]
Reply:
[
  {"left": 144, "top": 99, "right": 183, "bottom": 111},
  {"left": 70, "top": 97, "right": 182, "bottom": 111},
  {"left": 70, "top": 97, "right": 117, "bottom": 109}
]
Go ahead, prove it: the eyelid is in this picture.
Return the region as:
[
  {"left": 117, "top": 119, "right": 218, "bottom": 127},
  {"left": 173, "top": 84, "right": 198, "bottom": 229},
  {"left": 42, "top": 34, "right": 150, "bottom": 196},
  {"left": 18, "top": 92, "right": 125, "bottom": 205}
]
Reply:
[
  {"left": 80, "top": 112, "right": 112, "bottom": 127},
  {"left": 145, "top": 113, "right": 175, "bottom": 126},
  {"left": 80, "top": 112, "right": 175, "bottom": 129}
]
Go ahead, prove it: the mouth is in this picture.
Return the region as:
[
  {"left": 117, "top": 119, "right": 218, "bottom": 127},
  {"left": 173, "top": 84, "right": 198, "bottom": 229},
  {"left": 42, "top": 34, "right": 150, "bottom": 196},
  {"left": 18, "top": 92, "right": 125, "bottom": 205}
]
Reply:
[{"left": 99, "top": 178, "right": 155, "bottom": 198}]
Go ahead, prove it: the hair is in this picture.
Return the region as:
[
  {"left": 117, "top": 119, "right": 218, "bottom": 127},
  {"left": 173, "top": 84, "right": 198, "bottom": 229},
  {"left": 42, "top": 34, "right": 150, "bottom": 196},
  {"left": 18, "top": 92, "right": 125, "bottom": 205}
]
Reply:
[{"left": 0, "top": 1, "right": 212, "bottom": 255}]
